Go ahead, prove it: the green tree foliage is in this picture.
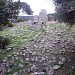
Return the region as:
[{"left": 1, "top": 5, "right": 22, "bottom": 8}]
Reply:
[
  {"left": 20, "top": 2, "right": 33, "bottom": 15},
  {"left": 53, "top": 0, "right": 75, "bottom": 25},
  {"left": 47, "top": 13, "right": 57, "bottom": 21},
  {"left": 0, "top": 0, "right": 20, "bottom": 25},
  {"left": 0, "top": 36, "right": 10, "bottom": 49},
  {"left": 0, "top": 0, "right": 33, "bottom": 26},
  {"left": 70, "top": 66, "right": 75, "bottom": 75}
]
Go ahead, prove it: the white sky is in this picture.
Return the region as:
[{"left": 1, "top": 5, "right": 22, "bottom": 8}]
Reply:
[{"left": 14, "top": 0, "right": 55, "bottom": 16}]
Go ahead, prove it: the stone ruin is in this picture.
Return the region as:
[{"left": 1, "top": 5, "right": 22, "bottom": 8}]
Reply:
[
  {"left": 34, "top": 15, "right": 39, "bottom": 23},
  {"left": 29, "top": 9, "right": 48, "bottom": 30},
  {"left": 39, "top": 9, "right": 48, "bottom": 24},
  {"left": 33, "top": 9, "right": 48, "bottom": 24}
]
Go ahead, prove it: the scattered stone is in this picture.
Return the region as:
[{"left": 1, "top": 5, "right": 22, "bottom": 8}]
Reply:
[
  {"left": 18, "top": 63, "right": 23, "bottom": 68},
  {"left": 39, "top": 72, "right": 45, "bottom": 75},
  {"left": 3, "top": 59, "right": 7, "bottom": 62},
  {"left": 8, "top": 54, "right": 12, "bottom": 57},
  {"left": 53, "top": 65, "right": 60, "bottom": 70},
  {"left": 10, "top": 46, "right": 13, "bottom": 48},
  {"left": 27, "top": 68, "right": 31, "bottom": 72},
  {"left": 35, "top": 57, "right": 38, "bottom": 61},
  {"left": 1, "top": 21, "right": 74, "bottom": 75},
  {"left": 6, "top": 48, "right": 12, "bottom": 52},
  {"left": 26, "top": 58, "right": 30, "bottom": 61},
  {"left": 61, "top": 58, "right": 66, "bottom": 63},
  {"left": 47, "top": 69, "right": 54, "bottom": 75},
  {"left": 58, "top": 61, "right": 63, "bottom": 65},
  {"left": 31, "top": 65, "right": 36, "bottom": 72},
  {"left": 13, "top": 72, "right": 19, "bottom": 75},
  {"left": 16, "top": 52, "right": 19, "bottom": 55},
  {"left": 7, "top": 69, "right": 11, "bottom": 73},
  {"left": 30, "top": 73, "right": 34, "bottom": 75},
  {"left": 34, "top": 72, "right": 39, "bottom": 75},
  {"left": 41, "top": 57, "right": 45, "bottom": 61},
  {"left": 20, "top": 60, "right": 24, "bottom": 63}
]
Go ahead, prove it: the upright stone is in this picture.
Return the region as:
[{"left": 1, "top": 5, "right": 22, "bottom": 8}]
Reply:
[
  {"left": 41, "top": 9, "right": 47, "bottom": 15},
  {"left": 39, "top": 9, "right": 48, "bottom": 24}
]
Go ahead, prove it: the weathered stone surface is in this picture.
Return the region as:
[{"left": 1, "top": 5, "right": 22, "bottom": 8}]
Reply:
[
  {"left": 31, "top": 65, "right": 37, "bottom": 72},
  {"left": 39, "top": 9, "right": 48, "bottom": 23},
  {"left": 53, "top": 65, "right": 60, "bottom": 70},
  {"left": 47, "top": 69, "right": 54, "bottom": 75},
  {"left": 58, "top": 61, "right": 63, "bottom": 65},
  {"left": 6, "top": 48, "right": 12, "bottom": 52},
  {"left": 18, "top": 63, "right": 23, "bottom": 68},
  {"left": 13, "top": 72, "right": 19, "bottom": 75}
]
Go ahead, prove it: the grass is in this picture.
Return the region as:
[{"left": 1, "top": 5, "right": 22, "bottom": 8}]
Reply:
[
  {"left": 0, "top": 29, "right": 11, "bottom": 37},
  {"left": 0, "top": 23, "right": 44, "bottom": 74},
  {"left": 70, "top": 66, "right": 75, "bottom": 75}
]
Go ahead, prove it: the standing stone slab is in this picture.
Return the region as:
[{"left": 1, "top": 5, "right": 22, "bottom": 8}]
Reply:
[{"left": 39, "top": 9, "right": 48, "bottom": 24}]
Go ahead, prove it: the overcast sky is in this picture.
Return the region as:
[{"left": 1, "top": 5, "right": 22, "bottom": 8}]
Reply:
[{"left": 14, "top": 0, "right": 55, "bottom": 16}]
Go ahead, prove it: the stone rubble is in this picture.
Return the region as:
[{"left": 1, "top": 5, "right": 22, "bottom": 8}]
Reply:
[{"left": 0, "top": 22, "right": 75, "bottom": 75}]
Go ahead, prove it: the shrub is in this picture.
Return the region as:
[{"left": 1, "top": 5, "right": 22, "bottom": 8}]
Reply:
[
  {"left": 0, "top": 26, "right": 4, "bottom": 31},
  {"left": 18, "top": 18, "right": 25, "bottom": 22},
  {"left": 7, "top": 22, "right": 14, "bottom": 27},
  {"left": 70, "top": 66, "right": 75, "bottom": 75},
  {"left": 0, "top": 36, "right": 10, "bottom": 49}
]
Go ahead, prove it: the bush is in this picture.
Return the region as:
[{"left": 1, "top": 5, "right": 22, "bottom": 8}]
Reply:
[
  {"left": 0, "top": 22, "right": 14, "bottom": 30},
  {"left": 7, "top": 22, "right": 14, "bottom": 27},
  {"left": 0, "top": 36, "right": 10, "bottom": 49},
  {"left": 18, "top": 18, "right": 25, "bottom": 22},
  {"left": 70, "top": 66, "right": 75, "bottom": 75},
  {"left": 0, "top": 26, "right": 4, "bottom": 31}
]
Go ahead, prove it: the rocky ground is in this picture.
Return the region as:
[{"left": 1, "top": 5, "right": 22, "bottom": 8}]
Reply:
[{"left": 0, "top": 22, "right": 75, "bottom": 75}]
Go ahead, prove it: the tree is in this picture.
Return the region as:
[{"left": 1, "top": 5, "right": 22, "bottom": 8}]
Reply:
[
  {"left": 0, "top": 0, "right": 33, "bottom": 26},
  {"left": 20, "top": 2, "right": 33, "bottom": 15},
  {"left": 53, "top": 0, "right": 75, "bottom": 25},
  {"left": 0, "top": 0, "right": 20, "bottom": 25},
  {"left": 47, "top": 13, "right": 57, "bottom": 21}
]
